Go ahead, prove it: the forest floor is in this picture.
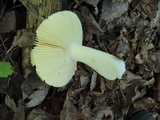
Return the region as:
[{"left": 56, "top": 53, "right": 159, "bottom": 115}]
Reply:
[{"left": 0, "top": 0, "right": 160, "bottom": 120}]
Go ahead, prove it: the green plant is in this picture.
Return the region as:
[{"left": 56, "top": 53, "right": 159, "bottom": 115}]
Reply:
[{"left": 0, "top": 62, "right": 13, "bottom": 77}]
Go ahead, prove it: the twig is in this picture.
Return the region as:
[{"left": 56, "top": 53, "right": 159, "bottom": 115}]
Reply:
[
  {"left": 0, "top": 35, "right": 14, "bottom": 65},
  {"left": 116, "top": 79, "right": 126, "bottom": 104}
]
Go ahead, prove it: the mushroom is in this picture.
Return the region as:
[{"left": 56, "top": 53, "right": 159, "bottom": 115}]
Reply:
[{"left": 31, "top": 11, "right": 126, "bottom": 87}]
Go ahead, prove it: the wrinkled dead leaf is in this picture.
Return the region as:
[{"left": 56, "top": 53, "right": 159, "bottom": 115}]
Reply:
[
  {"left": 85, "top": 0, "right": 100, "bottom": 7},
  {"left": 140, "top": 0, "right": 158, "bottom": 18},
  {"left": 150, "top": 53, "right": 160, "bottom": 73},
  {"left": 8, "top": 29, "right": 35, "bottom": 52},
  {"left": 27, "top": 108, "right": 51, "bottom": 120},
  {"left": 90, "top": 71, "right": 97, "bottom": 91},
  {"left": 13, "top": 100, "right": 25, "bottom": 120},
  {"left": 135, "top": 53, "right": 144, "bottom": 64},
  {"left": 123, "top": 70, "right": 142, "bottom": 81},
  {"left": 75, "top": 0, "right": 100, "bottom": 7},
  {"left": 78, "top": 6, "right": 103, "bottom": 34},
  {"left": 138, "top": 61, "right": 154, "bottom": 79},
  {"left": 101, "top": 0, "right": 128, "bottom": 23},
  {"left": 5, "top": 94, "right": 16, "bottom": 112},
  {"left": 90, "top": 77, "right": 106, "bottom": 96},
  {"left": 123, "top": 80, "right": 147, "bottom": 106},
  {"left": 80, "top": 75, "right": 90, "bottom": 87},
  {"left": 21, "top": 72, "right": 44, "bottom": 96},
  {"left": 0, "top": 11, "right": 16, "bottom": 33},
  {"left": 133, "top": 97, "right": 155, "bottom": 110},
  {"left": 116, "top": 40, "right": 130, "bottom": 58},
  {"left": 25, "top": 83, "right": 49, "bottom": 108},
  {"left": 60, "top": 91, "right": 87, "bottom": 120},
  {"left": 91, "top": 106, "right": 114, "bottom": 120},
  {"left": 19, "top": 0, "right": 44, "bottom": 21},
  {"left": 74, "top": 0, "right": 84, "bottom": 8}
]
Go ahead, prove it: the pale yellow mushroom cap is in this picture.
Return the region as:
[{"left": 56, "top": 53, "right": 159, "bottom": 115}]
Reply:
[
  {"left": 31, "top": 11, "right": 126, "bottom": 87},
  {"left": 31, "top": 11, "right": 82, "bottom": 87}
]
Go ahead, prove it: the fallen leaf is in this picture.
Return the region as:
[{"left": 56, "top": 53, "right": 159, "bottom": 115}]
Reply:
[
  {"left": 75, "top": 0, "right": 100, "bottom": 7},
  {"left": 5, "top": 94, "right": 16, "bottom": 112},
  {"left": 25, "top": 83, "right": 49, "bottom": 108},
  {"left": 9, "top": 29, "right": 35, "bottom": 51},
  {"left": 27, "top": 108, "right": 51, "bottom": 120},
  {"left": 60, "top": 91, "right": 87, "bottom": 120},
  {"left": 90, "top": 71, "right": 97, "bottom": 91},
  {"left": 80, "top": 75, "right": 90, "bottom": 87},
  {"left": 74, "top": 0, "right": 84, "bottom": 8},
  {"left": 90, "top": 77, "right": 106, "bottom": 96},
  {"left": 135, "top": 53, "right": 144, "bottom": 64},
  {"left": 13, "top": 100, "right": 25, "bottom": 120},
  {"left": 133, "top": 97, "right": 155, "bottom": 110},
  {"left": 78, "top": 7, "right": 103, "bottom": 34},
  {"left": 19, "top": 0, "right": 44, "bottom": 21},
  {"left": 85, "top": 0, "right": 100, "bottom": 7},
  {"left": 150, "top": 53, "right": 160, "bottom": 73},
  {"left": 0, "top": 11, "right": 16, "bottom": 33},
  {"left": 123, "top": 70, "right": 142, "bottom": 81},
  {"left": 91, "top": 106, "right": 114, "bottom": 120},
  {"left": 140, "top": 0, "right": 158, "bottom": 18},
  {"left": 101, "top": 0, "right": 128, "bottom": 24}
]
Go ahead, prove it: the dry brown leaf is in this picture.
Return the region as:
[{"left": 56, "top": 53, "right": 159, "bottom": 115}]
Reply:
[
  {"left": 78, "top": 6, "right": 103, "bottom": 34},
  {"left": 13, "top": 100, "right": 25, "bottom": 120},
  {"left": 90, "top": 77, "right": 106, "bottom": 96},
  {"left": 140, "top": 0, "right": 158, "bottom": 18},
  {"left": 19, "top": 0, "right": 44, "bottom": 21},
  {"left": 139, "top": 42, "right": 149, "bottom": 60},
  {"left": 85, "top": 0, "right": 100, "bottom": 7},
  {"left": 135, "top": 53, "right": 144, "bottom": 64},
  {"left": 80, "top": 75, "right": 90, "bottom": 87},
  {"left": 90, "top": 71, "right": 97, "bottom": 91},
  {"left": 27, "top": 108, "right": 51, "bottom": 120},
  {"left": 133, "top": 97, "right": 155, "bottom": 110},
  {"left": 75, "top": 0, "right": 100, "bottom": 7},
  {"left": 101, "top": 0, "right": 128, "bottom": 23},
  {"left": 150, "top": 53, "right": 160, "bottom": 73},
  {"left": 105, "top": 79, "right": 115, "bottom": 89},
  {"left": 138, "top": 61, "right": 154, "bottom": 79},
  {"left": 25, "top": 83, "right": 49, "bottom": 108},
  {"left": 74, "top": 0, "right": 84, "bottom": 8},
  {"left": 123, "top": 80, "right": 147, "bottom": 106},
  {"left": 123, "top": 70, "right": 142, "bottom": 81},
  {"left": 91, "top": 106, "right": 114, "bottom": 120},
  {"left": 141, "top": 77, "right": 155, "bottom": 87},
  {"left": 12, "top": 29, "right": 35, "bottom": 48},
  {"left": 60, "top": 91, "right": 87, "bottom": 120},
  {"left": 116, "top": 40, "right": 130, "bottom": 58},
  {"left": 74, "top": 68, "right": 89, "bottom": 78},
  {"left": 0, "top": 11, "right": 16, "bottom": 33},
  {"left": 21, "top": 72, "right": 45, "bottom": 95},
  {"left": 5, "top": 95, "right": 16, "bottom": 112}
]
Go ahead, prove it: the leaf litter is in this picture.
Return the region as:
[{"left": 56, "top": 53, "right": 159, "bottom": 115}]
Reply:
[{"left": 0, "top": 0, "right": 160, "bottom": 119}]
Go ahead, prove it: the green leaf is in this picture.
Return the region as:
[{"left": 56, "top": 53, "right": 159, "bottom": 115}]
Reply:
[{"left": 0, "top": 62, "right": 13, "bottom": 77}]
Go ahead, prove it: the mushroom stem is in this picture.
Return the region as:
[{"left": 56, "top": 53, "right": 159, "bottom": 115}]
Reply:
[{"left": 69, "top": 43, "right": 125, "bottom": 80}]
